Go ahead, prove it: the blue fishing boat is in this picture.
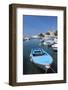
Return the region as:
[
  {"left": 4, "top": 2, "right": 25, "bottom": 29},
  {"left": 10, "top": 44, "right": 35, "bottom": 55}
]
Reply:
[{"left": 30, "top": 48, "right": 53, "bottom": 71}]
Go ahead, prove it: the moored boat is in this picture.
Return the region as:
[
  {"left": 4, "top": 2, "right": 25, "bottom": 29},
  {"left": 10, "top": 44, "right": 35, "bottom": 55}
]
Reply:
[
  {"left": 51, "top": 43, "right": 57, "bottom": 51},
  {"left": 30, "top": 48, "right": 53, "bottom": 71}
]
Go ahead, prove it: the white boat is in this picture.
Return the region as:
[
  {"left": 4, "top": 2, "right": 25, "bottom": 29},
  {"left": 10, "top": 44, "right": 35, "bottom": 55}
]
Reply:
[
  {"left": 41, "top": 39, "right": 55, "bottom": 46},
  {"left": 53, "top": 38, "right": 57, "bottom": 43},
  {"left": 41, "top": 37, "right": 58, "bottom": 46},
  {"left": 23, "top": 37, "right": 30, "bottom": 41},
  {"left": 30, "top": 48, "right": 53, "bottom": 71},
  {"left": 52, "top": 43, "right": 57, "bottom": 51}
]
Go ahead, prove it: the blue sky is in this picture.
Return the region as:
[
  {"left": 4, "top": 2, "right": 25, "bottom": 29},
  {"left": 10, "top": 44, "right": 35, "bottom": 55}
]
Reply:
[{"left": 23, "top": 15, "right": 57, "bottom": 37}]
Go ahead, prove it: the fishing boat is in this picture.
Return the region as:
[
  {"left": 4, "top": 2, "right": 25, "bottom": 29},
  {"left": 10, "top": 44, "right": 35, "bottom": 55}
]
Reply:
[{"left": 30, "top": 48, "right": 53, "bottom": 71}]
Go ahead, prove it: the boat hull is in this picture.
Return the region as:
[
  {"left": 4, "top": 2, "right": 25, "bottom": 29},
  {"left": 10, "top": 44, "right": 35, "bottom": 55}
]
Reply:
[
  {"left": 30, "top": 57, "right": 51, "bottom": 71},
  {"left": 30, "top": 48, "right": 53, "bottom": 72}
]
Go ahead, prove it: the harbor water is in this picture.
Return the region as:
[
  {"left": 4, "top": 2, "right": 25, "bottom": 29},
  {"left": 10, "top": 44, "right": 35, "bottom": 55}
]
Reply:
[{"left": 23, "top": 39, "right": 57, "bottom": 75}]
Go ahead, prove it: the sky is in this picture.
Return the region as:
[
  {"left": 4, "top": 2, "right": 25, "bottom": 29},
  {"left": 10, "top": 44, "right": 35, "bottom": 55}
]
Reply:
[{"left": 23, "top": 15, "right": 57, "bottom": 37}]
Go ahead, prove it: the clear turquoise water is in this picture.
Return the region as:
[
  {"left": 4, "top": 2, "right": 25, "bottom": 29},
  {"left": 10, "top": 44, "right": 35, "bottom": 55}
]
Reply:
[{"left": 23, "top": 39, "right": 57, "bottom": 75}]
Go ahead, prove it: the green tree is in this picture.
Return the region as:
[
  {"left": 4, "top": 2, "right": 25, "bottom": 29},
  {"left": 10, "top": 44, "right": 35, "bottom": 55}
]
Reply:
[
  {"left": 54, "top": 31, "right": 57, "bottom": 36},
  {"left": 38, "top": 33, "right": 45, "bottom": 38},
  {"left": 46, "top": 32, "right": 50, "bottom": 35}
]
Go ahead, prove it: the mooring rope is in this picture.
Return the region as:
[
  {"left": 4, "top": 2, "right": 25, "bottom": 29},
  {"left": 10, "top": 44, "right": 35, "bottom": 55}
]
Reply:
[{"left": 50, "top": 67, "right": 56, "bottom": 73}]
